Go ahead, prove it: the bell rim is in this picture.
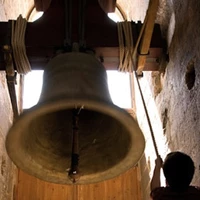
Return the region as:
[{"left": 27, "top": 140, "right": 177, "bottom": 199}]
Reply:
[{"left": 6, "top": 98, "right": 145, "bottom": 184}]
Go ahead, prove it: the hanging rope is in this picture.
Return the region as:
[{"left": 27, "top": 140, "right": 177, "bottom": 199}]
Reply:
[
  {"left": 133, "top": 63, "right": 159, "bottom": 158},
  {"left": 134, "top": 23, "right": 159, "bottom": 157},
  {"left": 117, "top": 9, "right": 159, "bottom": 157},
  {"left": 11, "top": 15, "right": 31, "bottom": 74}
]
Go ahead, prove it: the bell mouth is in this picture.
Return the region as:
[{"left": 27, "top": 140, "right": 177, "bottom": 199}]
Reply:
[{"left": 6, "top": 98, "right": 145, "bottom": 184}]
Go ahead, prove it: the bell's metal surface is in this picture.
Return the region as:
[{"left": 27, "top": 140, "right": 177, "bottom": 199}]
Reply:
[{"left": 6, "top": 52, "right": 145, "bottom": 184}]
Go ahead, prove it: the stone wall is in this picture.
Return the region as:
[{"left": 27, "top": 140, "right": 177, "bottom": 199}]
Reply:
[
  {"left": 1, "top": 0, "right": 34, "bottom": 21},
  {"left": 137, "top": 0, "right": 200, "bottom": 199},
  {"left": 0, "top": 1, "right": 34, "bottom": 199},
  {"left": 0, "top": 72, "right": 17, "bottom": 200},
  {"left": 157, "top": 0, "right": 200, "bottom": 185}
]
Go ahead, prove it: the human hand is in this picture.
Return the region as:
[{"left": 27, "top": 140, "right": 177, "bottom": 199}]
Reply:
[
  {"left": 155, "top": 155, "right": 163, "bottom": 169},
  {"left": 151, "top": 155, "right": 163, "bottom": 190}
]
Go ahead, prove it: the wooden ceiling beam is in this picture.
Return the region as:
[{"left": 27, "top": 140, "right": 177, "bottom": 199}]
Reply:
[{"left": 0, "top": 0, "right": 165, "bottom": 71}]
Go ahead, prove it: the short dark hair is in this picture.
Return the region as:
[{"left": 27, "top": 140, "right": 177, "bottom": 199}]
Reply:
[{"left": 163, "top": 151, "right": 195, "bottom": 192}]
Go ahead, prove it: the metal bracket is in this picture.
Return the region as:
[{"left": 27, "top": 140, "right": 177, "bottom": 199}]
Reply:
[{"left": 3, "top": 45, "right": 19, "bottom": 120}]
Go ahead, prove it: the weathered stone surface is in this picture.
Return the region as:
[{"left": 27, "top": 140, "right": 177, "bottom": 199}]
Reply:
[
  {"left": 156, "top": 0, "right": 200, "bottom": 185},
  {"left": 1, "top": 0, "right": 34, "bottom": 21},
  {"left": 118, "top": 0, "right": 200, "bottom": 199},
  {"left": 0, "top": 72, "right": 17, "bottom": 200},
  {"left": 0, "top": 1, "right": 33, "bottom": 199}
]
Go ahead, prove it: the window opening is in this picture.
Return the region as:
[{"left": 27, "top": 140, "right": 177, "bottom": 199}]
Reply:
[{"left": 23, "top": 70, "right": 132, "bottom": 109}]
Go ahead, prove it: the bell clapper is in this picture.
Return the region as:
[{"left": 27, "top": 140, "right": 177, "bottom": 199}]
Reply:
[{"left": 68, "top": 106, "right": 83, "bottom": 183}]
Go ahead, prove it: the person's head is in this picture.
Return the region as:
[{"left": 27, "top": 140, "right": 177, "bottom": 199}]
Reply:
[{"left": 163, "top": 151, "right": 195, "bottom": 192}]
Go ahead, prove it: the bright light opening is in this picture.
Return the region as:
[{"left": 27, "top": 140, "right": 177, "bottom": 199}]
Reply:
[
  {"left": 23, "top": 70, "right": 132, "bottom": 109},
  {"left": 28, "top": 8, "right": 44, "bottom": 22},
  {"left": 108, "top": 7, "right": 124, "bottom": 23},
  {"left": 23, "top": 70, "right": 43, "bottom": 109},
  {"left": 108, "top": 13, "right": 122, "bottom": 23},
  {"left": 107, "top": 70, "right": 132, "bottom": 108}
]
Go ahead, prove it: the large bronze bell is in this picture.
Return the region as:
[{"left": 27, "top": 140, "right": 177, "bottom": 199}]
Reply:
[{"left": 6, "top": 52, "right": 145, "bottom": 184}]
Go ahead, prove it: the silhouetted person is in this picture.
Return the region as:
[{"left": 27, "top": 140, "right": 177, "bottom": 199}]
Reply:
[{"left": 150, "top": 151, "right": 200, "bottom": 199}]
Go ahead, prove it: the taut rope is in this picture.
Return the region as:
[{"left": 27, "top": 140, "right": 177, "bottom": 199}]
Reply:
[{"left": 117, "top": 16, "right": 159, "bottom": 157}]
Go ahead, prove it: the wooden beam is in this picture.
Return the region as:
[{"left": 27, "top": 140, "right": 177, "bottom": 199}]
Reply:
[
  {"left": 137, "top": 0, "right": 160, "bottom": 73},
  {"left": 0, "top": 0, "right": 164, "bottom": 71}
]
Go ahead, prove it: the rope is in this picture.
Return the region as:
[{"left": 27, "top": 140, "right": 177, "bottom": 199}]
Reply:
[
  {"left": 134, "top": 66, "right": 159, "bottom": 157},
  {"left": 117, "top": 16, "right": 159, "bottom": 157},
  {"left": 117, "top": 22, "right": 125, "bottom": 70},
  {"left": 117, "top": 21, "right": 134, "bottom": 72},
  {"left": 11, "top": 15, "right": 31, "bottom": 74}
]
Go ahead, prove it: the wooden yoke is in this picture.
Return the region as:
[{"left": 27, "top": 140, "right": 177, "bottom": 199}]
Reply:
[{"left": 0, "top": 0, "right": 164, "bottom": 71}]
